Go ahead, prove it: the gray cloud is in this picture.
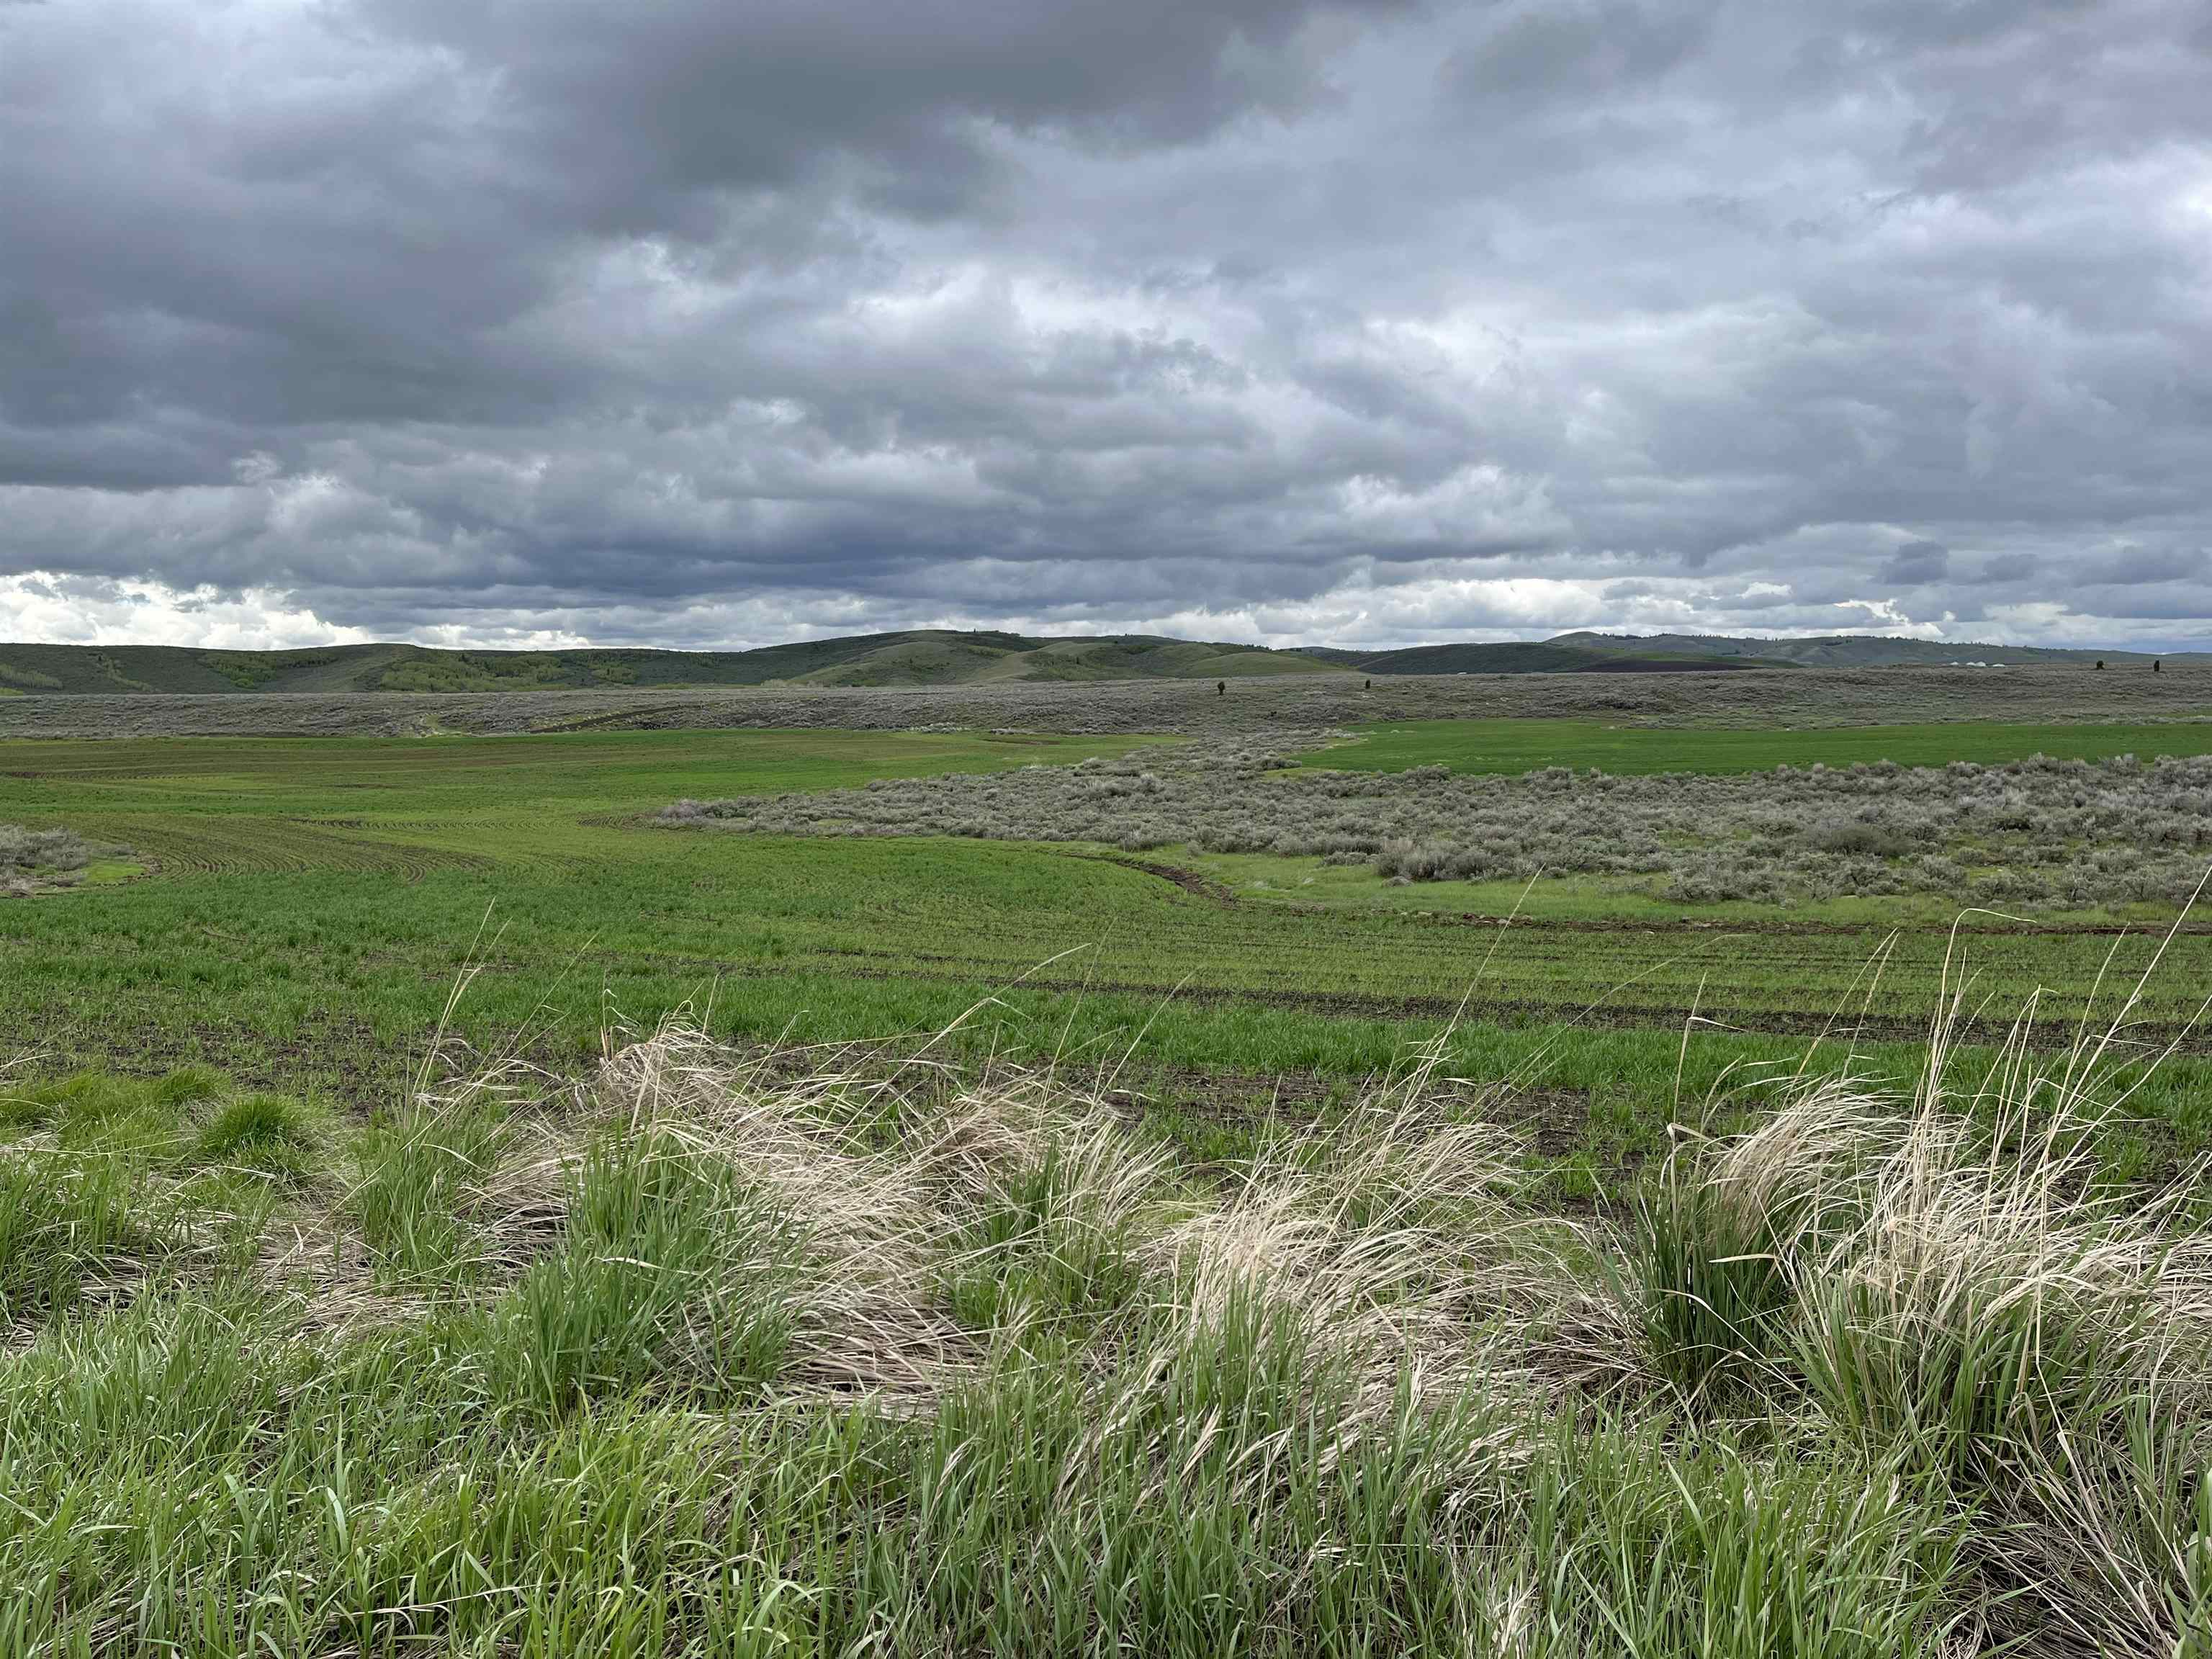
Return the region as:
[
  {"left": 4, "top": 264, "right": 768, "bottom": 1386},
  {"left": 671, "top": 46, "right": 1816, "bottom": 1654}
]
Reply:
[
  {"left": 2097, "top": 548, "right": 2206, "bottom": 585},
  {"left": 1881, "top": 541, "right": 1951, "bottom": 585},
  {"left": 4, "top": 0, "right": 2212, "bottom": 650}
]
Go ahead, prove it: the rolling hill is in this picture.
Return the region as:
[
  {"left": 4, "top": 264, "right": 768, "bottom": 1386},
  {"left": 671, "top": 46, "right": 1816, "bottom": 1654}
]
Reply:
[
  {"left": 1318, "top": 632, "right": 2201, "bottom": 674},
  {"left": 1542, "top": 632, "right": 2184, "bottom": 668},
  {"left": 1307, "top": 639, "right": 1780, "bottom": 675},
  {"left": 0, "top": 628, "right": 2187, "bottom": 695},
  {"left": 0, "top": 632, "right": 1334, "bottom": 695}
]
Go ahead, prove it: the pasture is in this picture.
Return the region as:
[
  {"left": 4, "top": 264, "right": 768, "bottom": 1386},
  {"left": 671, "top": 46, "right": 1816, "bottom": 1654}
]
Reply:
[
  {"left": 9, "top": 714, "right": 2212, "bottom": 1181},
  {"left": 9, "top": 696, "right": 2212, "bottom": 1653},
  {"left": 1299, "top": 715, "right": 2212, "bottom": 775}
]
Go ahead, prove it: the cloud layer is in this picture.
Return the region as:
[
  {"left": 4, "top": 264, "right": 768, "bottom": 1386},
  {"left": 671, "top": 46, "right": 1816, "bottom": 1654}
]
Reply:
[{"left": 4, "top": 0, "right": 2211, "bottom": 649}]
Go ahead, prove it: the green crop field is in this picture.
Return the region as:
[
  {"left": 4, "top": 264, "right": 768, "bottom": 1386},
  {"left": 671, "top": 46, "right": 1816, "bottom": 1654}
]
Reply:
[{"left": 1299, "top": 716, "right": 2212, "bottom": 775}]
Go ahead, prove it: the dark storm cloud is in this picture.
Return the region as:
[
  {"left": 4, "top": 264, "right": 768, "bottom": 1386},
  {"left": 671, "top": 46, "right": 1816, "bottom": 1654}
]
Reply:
[
  {"left": 3, "top": 0, "right": 2211, "bottom": 649},
  {"left": 1881, "top": 542, "right": 1951, "bottom": 586},
  {"left": 2098, "top": 549, "right": 2207, "bottom": 585}
]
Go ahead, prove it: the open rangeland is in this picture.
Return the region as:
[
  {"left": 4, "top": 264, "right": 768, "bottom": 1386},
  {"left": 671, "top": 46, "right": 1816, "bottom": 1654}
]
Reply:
[
  {"left": 3, "top": 657, "right": 2210, "bottom": 739},
  {"left": 8, "top": 676, "right": 2212, "bottom": 1653}
]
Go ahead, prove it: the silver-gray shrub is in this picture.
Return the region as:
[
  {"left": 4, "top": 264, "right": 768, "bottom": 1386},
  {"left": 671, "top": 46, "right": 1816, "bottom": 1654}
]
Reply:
[
  {"left": 0, "top": 823, "right": 92, "bottom": 876},
  {"left": 662, "top": 747, "right": 2212, "bottom": 908}
]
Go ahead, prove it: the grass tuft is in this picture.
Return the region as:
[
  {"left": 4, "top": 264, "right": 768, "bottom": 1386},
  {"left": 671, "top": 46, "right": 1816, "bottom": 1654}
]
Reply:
[
  {"left": 192, "top": 1091, "right": 327, "bottom": 1181},
  {"left": 347, "top": 1084, "right": 513, "bottom": 1286},
  {"left": 1638, "top": 1079, "right": 1887, "bottom": 1400},
  {"left": 7, "top": 950, "right": 2212, "bottom": 1653}
]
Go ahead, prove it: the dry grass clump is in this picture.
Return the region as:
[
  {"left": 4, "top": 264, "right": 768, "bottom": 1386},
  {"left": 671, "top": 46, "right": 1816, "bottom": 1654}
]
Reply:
[
  {"left": 668, "top": 744, "right": 2212, "bottom": 909},
  {"left": 1794, "top": 1086, "right": 2212, "bottom": 1655},
  {"left": 1637, "top": 991, "right": 2212, "bottom": 1654},
  {"left": 573, "top": 1016, "right": 1628, "bottom": 1414},
  {"left": 0, "top": 1007, "right": 1676, "bottom": 1654},
  {"left": 13, "top": 962, "right": 2212, "bottom": 1652}
]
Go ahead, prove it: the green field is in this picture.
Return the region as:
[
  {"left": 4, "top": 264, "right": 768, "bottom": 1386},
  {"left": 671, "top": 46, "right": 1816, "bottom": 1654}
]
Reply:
[
  {"left": 8, "top": 710, "right": 2212, "bottom": 1653},
  {"left": 1301, "top": 716, "right": 2212, "bottom": 774},
  {"left": 7, "top": 721, "right": 2212, "bottom": 1189}
]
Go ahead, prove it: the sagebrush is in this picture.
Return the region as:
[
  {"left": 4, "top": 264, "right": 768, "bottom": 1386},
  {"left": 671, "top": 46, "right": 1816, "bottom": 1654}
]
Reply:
[
  {"left": 669, "top": 743, "right": 2212, "bottom": 908},
  {"left": 0, "top": 824, "right": 101, "bottom": 896}
]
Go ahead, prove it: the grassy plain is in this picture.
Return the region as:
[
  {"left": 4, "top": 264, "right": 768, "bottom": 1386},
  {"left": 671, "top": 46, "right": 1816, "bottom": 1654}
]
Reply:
[
  {"left": 1301, "top": 715, "right": 2212, "bottom": 774},
  {"left": 6, "top": 658, "right": 2211, "bottom": 740},
  {"left": 10, "top": 701, "right": 2212, "bottom": 1652},
  {"left": 7, "top": 719, "right": 2212, "bottom": 1190}
]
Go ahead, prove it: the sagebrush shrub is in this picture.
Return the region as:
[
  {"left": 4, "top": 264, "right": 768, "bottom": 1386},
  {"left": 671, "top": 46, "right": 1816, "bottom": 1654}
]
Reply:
[{"left": 662, "top": 744, "right": 2212, "bottom": 909}]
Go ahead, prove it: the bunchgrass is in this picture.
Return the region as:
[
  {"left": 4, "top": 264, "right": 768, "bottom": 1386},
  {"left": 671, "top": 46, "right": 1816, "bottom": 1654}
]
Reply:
[
  {"left": 477, "top": 1124, "right": 803, "bottom": 1415},
  {"left": 0, "top": 1144, "right": 153, "bottom": 1326},
  {"left": 1627, "top": 930, "right": 2212, "bottom": 1650},
  {"left": 1638, "top": 1079, "right": 1888, "bottom": 1401},
  {"left": 347, "top": 1079, "right": 516, "bottom": 1286},
  {"left": 1, "top": 955, "right": 2209, "bottom": 1655},
  {"left": 191, "top": 1090, "right": 328, "bottom": 1180}
]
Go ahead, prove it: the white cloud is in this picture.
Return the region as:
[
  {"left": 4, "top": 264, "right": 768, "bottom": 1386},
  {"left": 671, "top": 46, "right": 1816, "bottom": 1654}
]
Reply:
[{"left": 0, "top": 573, "right": 371, "bottom": 649}]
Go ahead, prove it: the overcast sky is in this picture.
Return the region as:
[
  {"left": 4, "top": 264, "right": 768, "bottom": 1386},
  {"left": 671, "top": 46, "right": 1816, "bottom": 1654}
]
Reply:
[{"left": 4, "top": 0, "right": 2211, "bottom": 652}]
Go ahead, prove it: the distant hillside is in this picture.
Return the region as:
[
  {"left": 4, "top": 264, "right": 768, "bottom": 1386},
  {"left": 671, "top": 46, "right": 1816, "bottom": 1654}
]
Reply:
[
  {"left": 0, "top": 631, "right": 1334, "bottom": 695},
  {"left": 783, "top": 634, "right": 1333, "bottom": 687},
  {"left": 1313, "top": 639, "right": 1781, "bottom": 675},
  {"left": 1324, "top": 632, "right": 2200, "bottom": 674},
  {"left": 1, "top": 627, "right": 2188, "bottom": 695},
  {"left": 1544, "top": 632, "right": 2193, "bottom": 669}
]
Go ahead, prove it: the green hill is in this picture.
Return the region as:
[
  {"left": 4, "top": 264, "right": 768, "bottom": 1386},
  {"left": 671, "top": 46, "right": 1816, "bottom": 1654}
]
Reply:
[
  {"left": 1321, "top": 632, "right": 2201, "bottom": 675},
  {"left": 0, "top": 631, "right": 1333, "bottom": 694},
  {"left": 791, "top": 635, "right": 1334, "bottom": 687},
  {"left": 1318, "top": 639, "right": 1782, "bottom": 675},
  {"left": 1542, "top": 632, "right": 2185, "bottom": 669},
  {"left": 1, "top": 626, "right": 2189, "bottom": 695}
]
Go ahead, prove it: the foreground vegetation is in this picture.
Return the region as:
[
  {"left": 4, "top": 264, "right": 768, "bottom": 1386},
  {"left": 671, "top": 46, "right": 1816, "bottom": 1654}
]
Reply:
[{"left": 2, "top": 990, "right": 2206, "bottom": 1655}]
